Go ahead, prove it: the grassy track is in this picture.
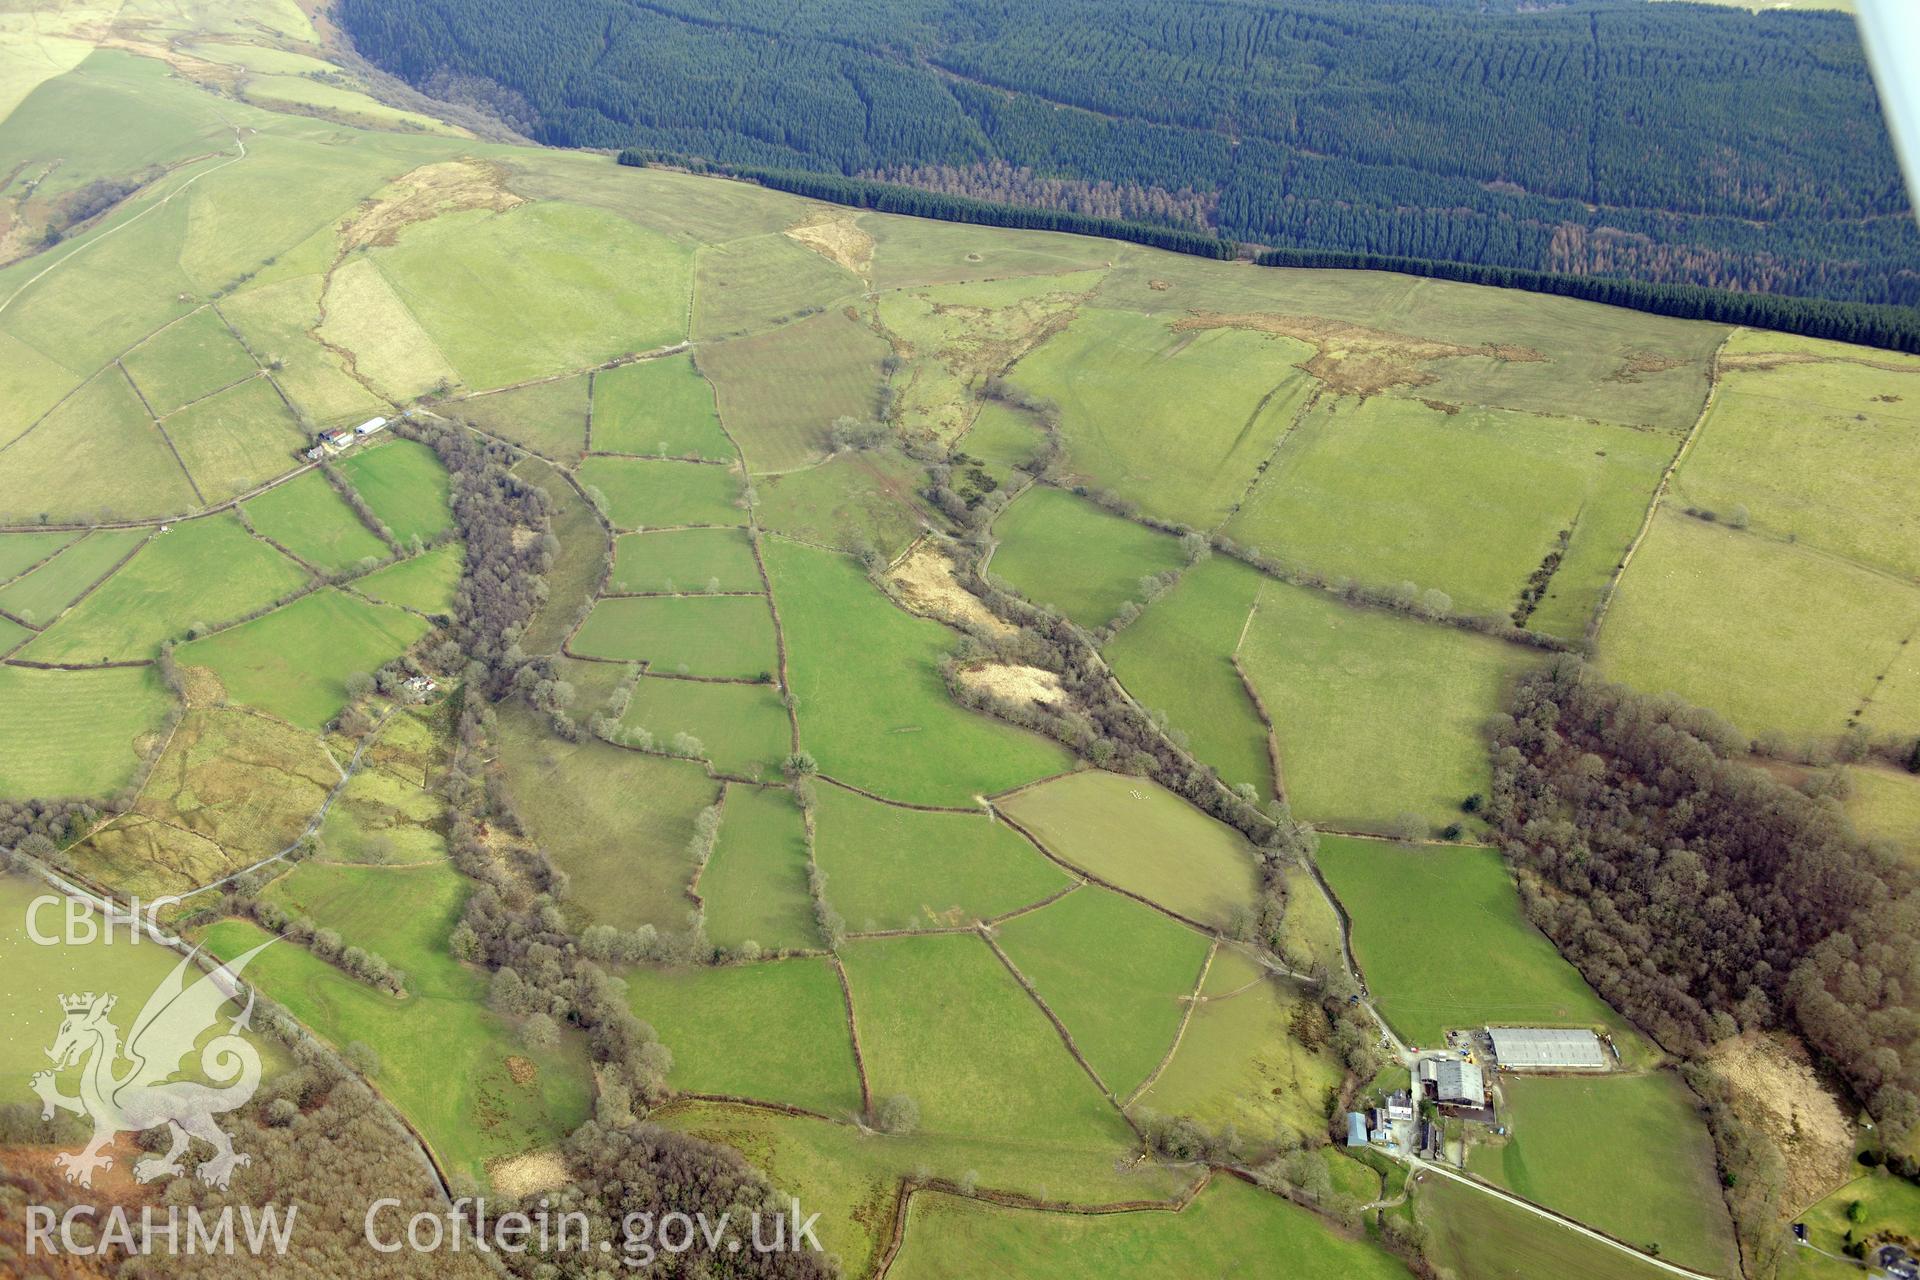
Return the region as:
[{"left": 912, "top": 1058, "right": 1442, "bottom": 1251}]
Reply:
[
  {"left": 700, "top": 784, "right": 818, "bottom": 952},
  {"left": 990, "top": 486, "right": 1186, "bottom": 629}
]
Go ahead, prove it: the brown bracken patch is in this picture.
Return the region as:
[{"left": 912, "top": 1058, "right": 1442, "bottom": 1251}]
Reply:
[
  {"left": 1172, "top": 312, "right": 1545, "bottom": 397},
  {"left": 340, "top": 159, "right": 523, "bottom": 252},
  {"left": 1704, "top": 1033, "right": 1853, "bottom": 1211},
  {"left": 1148, "top": 279, "right": 1171, "bottom": 291},
  {"left": 785, "top": 209, "right": 875, "bottom": 277},
  {"left": 505, "top": 1055, "right": 538, "bottom": 1088},
  {"left": 956, "top": 662, "right": 1064, "bottom": 708},
  {"left": 1610, "top": 350, "right": 1688, "bottom": 382},
  {"left": 886, "top": 542, "right": 1015, "bottom": 637}
]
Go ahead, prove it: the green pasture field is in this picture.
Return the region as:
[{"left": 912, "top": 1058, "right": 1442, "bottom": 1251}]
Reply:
[
  {"left": 1415, "top": 1172, "right": 1677, "bottom": 1280},
  {"left": 1131, "top": 947, "right": 1345, "bottom": 1149},
  {"left": 609, "top": 527, "right": 761, "bottom": 594},
  {"left": 1226, "top": 396, "right": 1672, "bottom": 631},
  {"left": 754, "top": 447, "right": 932, "bottom": 558},
  {"left": 570, "top": 595, "right": 777, "bottom": 678},
  {"left": 1784, "top": 1172, "right": 1920, "bottom": 1276},
  {"left": 619, "top": 677, "right": 792, "bottom": 780},
  {"left": 0, "top": 527, "right": 147, "bottom": 626},
  {"left": 495, "top": 704, "right": 717, "bottom": 932},
  {"left": 960, "top": 401, "right": 1046, "bottom": 481},
  {"left": 1597, "top": 510, "right": 1920, "bottom": 740},
  {"left": 511, "top": 455, "right": 609, "bottom": 653},
  {"left": 1103, "top": 555, "right": 1273, "bottom": 801},
  {"left": 179, "top": 588, "right": 430, "bottom": 729},
  {"left": 1469, "top": 1073, "right": 1738, "bottom": 1277},
  {"left": 1722, "top": 329, "right": 1919, "bottom": 363},
  {"left": 23, "top": 515, "right": 309, "bottom": 663},
  {"left": 0, "top": 613, "right": 25, "bottom": 651},
  {"left": 366, "top": 200, "right": 691, "bottom": 388},
  {"left": 656, "top": 1097, "right": 1186, "bottom": 1276},
  {"left": 590, "top": 354, "right": 733, "bottom": 460},
  {"left": 576, "top": 456, "right": 745, "bottom": 530},
  {"left": 220, "top": 276, "right": 388, "bottom": 426},
  {"left": 0, "top": 664, "right": 172, "bottom": 800},
  {"left": 200, "top": 916, "right": 591, "bottom": 1185},
  {"left": 700, "top": 784, "right": 818, "bottom": 953},
  {"left": 315, "top": 256, "right": 460, "bottom": 403},
  {"left": 243, "top": 470, "right": 389, "bottom": 572},
  {"left": 995, "top": 885, "right": 1210, "bottom": 1098},
  {"left": 0, "top": 366, "right": 199, "bottom": 522},
  {"left": 699, "top": 309, "right": 890, "bottom": 473},
  {"left": 890, "top": 1173, "right": 1406, "bottom": 1280},
  {"left": 352, "top": 543, "right": 462, "bottom": 614},
  {"left": 1238, "top": 578, "right": 1540, "bottom": 830},
  {"left": 1673, "top": 357, "right": 1920, "bottom": 579},
  {"left": 998, "top": 770, "right": 1260, "bottom": 930},
  {"left": 989, "top": 486, "right": 1186, "bottom": 629},
  {"left": 811, "top": 783, "right": 1068, "bottom": 933},
  {"left": 162, "top": 374, "right": 307, "bottom": 502},
  {"left": 263, "top": 859, "right": 469, "bottom": 995},
  {"left": 1006, "top": 306, "right": 1317, "bottom": 529},
  {"left": 1865, "top": 634, "right": 1920, "bottom": 738},
  {"left": 0, "top": 330, "right": 76, "bottom": 451},
  {"left": 764, "top": 537, "right": 1073, "bottom": 805},
  {"left": 336, "top": 437, "right": 454, "bottom": 543},
  {"left": 121, "top": 308, "right": 260, "bottom": 415},
  {"left": 621, "top": 958, "right": 861, "bottom": 1116},
  {"left": 451, "top": 375, "right": 588, "bottom": 461},
  {"left": 0, "top": 530, "right": 76, "bottom": 583},
  {"left": 1846, "top": 765, "right": 1920, "bottom": 858},
  {"left": 840, "top": 932, "right": 1132, "bottom": 1146},
  {"left": 692, "top": 232, "right": 864, "bottom": 340},
  {"left": 863, "top": 213, "right": 1118, "bottom": 291},
  {"left": 1315, "top": 836, "right": 1630, "bottom": 1048}
]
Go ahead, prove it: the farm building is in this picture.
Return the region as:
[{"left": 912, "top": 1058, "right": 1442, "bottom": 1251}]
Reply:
[
  {"left": 1386, "top": 1091, "right": 1415, "bottom": 1121},
  {"left": 354, "top": 416, "right": 388, "bottom": 437},
  {"left": 1346, "top": 1112, "right": 1369, "bottom": 1149},
  {"left": 1432, "top": 1059, "right": 1485, "bottom": 1105},
  {"left": 1488, "top": 1026, "right": 1606, "bottom": 1070},
  {"left": 320, "top": 428, "right": 353, "bottom": 449}
]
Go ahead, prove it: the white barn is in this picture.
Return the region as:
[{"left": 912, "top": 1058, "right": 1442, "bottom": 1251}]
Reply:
[
  {"left": 354, "top": 416, "right": 388, "bottom": 437},
  {"left": 1488, "top": 1027, "right": 1607, "bottom": 1070}
]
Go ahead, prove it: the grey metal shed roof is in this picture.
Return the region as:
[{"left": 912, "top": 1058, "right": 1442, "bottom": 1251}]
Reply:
[
  {"left": 1435, "top": 1059, "right": 1484, "bottom": 1102},
  {"left": 1488, "top": 1026, "right": 1606, "bottom": 1069}
]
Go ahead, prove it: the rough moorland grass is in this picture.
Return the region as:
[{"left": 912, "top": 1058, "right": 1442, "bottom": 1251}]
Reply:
[
  {"left": 754, "top": 447, "right": 932, "bottom": 559},
  {"left": 200, "top": 916, "right": 591, "bottom": 1185},
  {"left": 0, "top": 527, "right": 147, "bottom": 626},
  {"left": 576, "top": 456, "right": 745, "bottom": 530},
  {"left": 699, "top": 309, "right": 889, "bottom": 473},
  {"left": 451, "top": 374, "right": 588, "bottom": 461},
  {"left": 495, "top": 703, "right": 717, "bottom": 932},
  {"left": 1007, "top": 306, "right": 1316, "bottom": 529},
  {"left": 590, "top": 354, "right": 733, "bottom": 460},
  {"left": 1238, "top": 578, "right": 1541, "bottom": 831},
  {"left": 163, "top": 375, "right": 310, "bottom": 503},
  {"left": 998, "top": 770, "right": 1261, "bottom": 930},
  {"left": 1598, "top": 510, "right": 1920, "bottom": 739},
  {"left": 619, "top": 677, "right": 792, "bottom": 781},
  {"left": 368, "top": 201, "right": 691, "bottom": 388},
  {"left": 1468, "top": 1073, "right": 1738, "bottom": 1276},
  {"left": 23, "top": 515, "right": 309, "bottom": 663},
  {"left": 622, "top": 958, "right": 861, "bottom": 1116},
  {"left": 961, "top": 400, "right": 1046, "bottom": 482},
  {"left": 1416, "top": 1170, "right": 1678, "bottom": 1280},
  {"left": 1226, "top": 395, "right": 1672, "bottom": 632},
  {"left": 352, "top": 543, "right": 462, "bottom": 614},
  {"left": 571, "top": 595, "right": 778, "bottom": 679},
  {"left": 336, "top": 437, "right": 454, "bottom": 544},
  {"left": 512, "top": 455, "right": 609, "bottom": 654},
  {"left": 890, "top": 1173, "right": 1406, "bottom": 1280},
  {"left": 179, "top": 588, "right": 430, "bottom": 730},
  {"left": 0, "top": 665, "right": 173, "bottom": 800},
  {"left": 1103, "top": 555, "right": 1272, "bottom": 801},
  {"left": 121, "top": 307, "right": 260, "bottom": 416},
  {"left": 864, "top": 213, "right": 1118, "bottom": 291},
  {"left": 0, "top": 530, "right": 75, "bottom": 582},
  {"left": 1673, "top": 357, "right": 1920, "bottom": 579},
  {"left": 765, "top": 537, "right": 1072, "bottom": 805},
  {"left": 1131, "top": 947, "right": 1344, "bottom": 1150},
  {"left": 1315, "top": 836, "right": 1629, "bottom": 1048},
  {"left": 692, "top": 232, "right": 864, "bottom": 340},
  {"left": 996, "top": 886, "right": 1210, "bottom": 1098},
  {"left": 811, "top": 783, "right": 1069, "bottom": 933},
  {"left": 318, "top": 758, "right": 448, "bottom": 866},
  {"left": 700, "top": 785, "right": 818, "bottom": 953},
  {"left": 609, "top": 527, "right": 761, "bottom": 594},
  {"left": 0, "top": 365, "right": 199, "bottom": 522},
  {"left": 990, "top": 486, "right": 1187, "bottom": 629},
  {"left": 840, "top": 932, "right": 1132, "bottom": 1145},
  {"left": 243, "top": 469, "right": 389, "bottom": 572}
]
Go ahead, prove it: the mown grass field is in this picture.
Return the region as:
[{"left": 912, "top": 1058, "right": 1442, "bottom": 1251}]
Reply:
[
  {"left": 452, "top": 374, "right": 588, "bottom": 461},
  {"left": 621, "top": 958, "right": 861, "bottom": 1116},
  {"left": 570, "top": 595, "right": 777, "bottom": 678},
  {"left": 1415, "top": 1172, "right": 1678, "bottom": 1280},
  {"left": 335, "top": 437, "right": 453, "bottom": 543},
  {"left": 121, "top": 307, "right": 259, "bottom": 415},
  {"left": 576, "top": 456, "right": 745, "bottom": 529},
  {"left": 890, "top": 1175, "right": 1407, "bottom": 1280},
  {"left": 990, "top": 486, "right": 1187, "bottom": 629},
  {"left": 0, "top": 664, "right": 172, "bottom": 800},
  {"left": 699, "top": 309, "right": 889, "bottom": 473},
  {"left": 618, "top": 676, "right": 792, "bottom": 780},
  {"left": 1598, "top": 510, "right": 1920, "bottom": 739},
  {"left": 0, "top": 527, "right": 147, "bottom": 626},
  {"left": 1468, "top": 1073, "right": 1739, "bottom": 1277},
  {"left": 609, "top": 527, "right": 761, "bottom": 594},
  {"left": 765, "top": 537, "right": 1072, "bottom": 805},
  {"left": 1238, "top": 578, "right": 1540, "bottom": 830},
  {"left": 243, "top": 470, "right": 390, "bottom": 572},
  {"left": 590, "top": 354, "right": 733, "bottom": 460},
  {"left": 263, "top": 859, "right": 469, "bottom": 994},
  {"left": 996, "top": 885, "right": 1210, "bottom": 1098},
  {"left": 1315, "top": 836, "right": 1630, "bottom": 1048},
  {"left": 178, "top": 587, "right": 429, "bottom": 729},
  {"left": 352, "top": 543, "right": 462, "bottom": 613},
  {"left": 999, "top": 771, "right": 1261, "bottom": 929},
  {"left": 811, "top": 783, "right": 1069, "bottom": 933},
  {"left": 699, "top": 784, "right": 817, "bottom": 952}
]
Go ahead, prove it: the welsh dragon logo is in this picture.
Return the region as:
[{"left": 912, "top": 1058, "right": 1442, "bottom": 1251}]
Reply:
[{"left": 29, "top": 942, "right": 273, "bottom": 1190}]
